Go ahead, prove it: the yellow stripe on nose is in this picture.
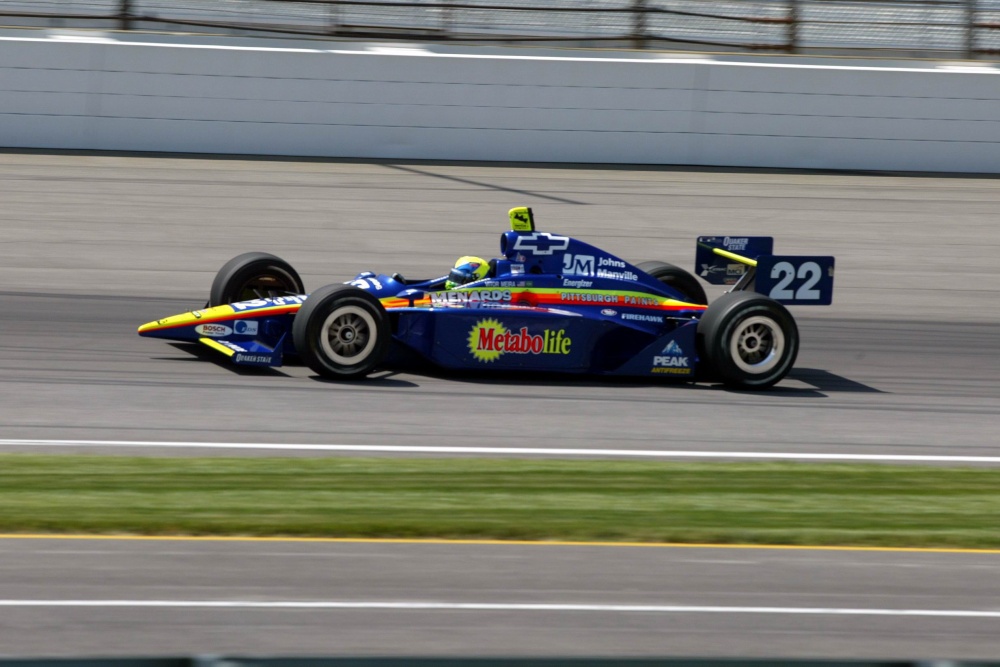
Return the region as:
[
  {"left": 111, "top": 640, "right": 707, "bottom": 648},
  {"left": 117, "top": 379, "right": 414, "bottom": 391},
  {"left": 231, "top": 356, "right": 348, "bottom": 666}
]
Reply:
[{"left": 137, "top": 305, "right": 237, "bottom": 334}]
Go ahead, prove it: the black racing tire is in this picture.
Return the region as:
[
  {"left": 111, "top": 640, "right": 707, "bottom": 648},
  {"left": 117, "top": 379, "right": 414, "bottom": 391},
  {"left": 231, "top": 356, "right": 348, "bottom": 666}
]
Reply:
[
  {"left": 292, "top": 284, "right": 391, "bottom": 380},
  {"left": 636, "top": 260, "right": 708, "bottom": 305},
  {"left": 697, "top": 291, "right": 799, "bottom": 389},
  {"left": 209, "top": 252, "right": 305, "bottom": 307}
]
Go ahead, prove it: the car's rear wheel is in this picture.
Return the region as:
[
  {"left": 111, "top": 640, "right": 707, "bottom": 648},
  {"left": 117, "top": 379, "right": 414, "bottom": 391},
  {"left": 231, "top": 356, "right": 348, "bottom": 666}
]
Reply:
[
  {"left": 697, "top": 291, "right": 798, "bottom": 389},
  {"left": 209, "top": 252, "right": 305, "bottom": 307},
  {"left": 636, "top": 260, "right": 708, "bottom": 305},
  {"left": 292, "top": 284, "right": 390, "bottom": 380}
]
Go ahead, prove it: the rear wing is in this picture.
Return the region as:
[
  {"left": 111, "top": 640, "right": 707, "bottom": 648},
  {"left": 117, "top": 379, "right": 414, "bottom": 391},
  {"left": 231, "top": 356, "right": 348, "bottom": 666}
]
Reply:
[{"left": 696, "top": 236, "right": 835, "bottom": 305}]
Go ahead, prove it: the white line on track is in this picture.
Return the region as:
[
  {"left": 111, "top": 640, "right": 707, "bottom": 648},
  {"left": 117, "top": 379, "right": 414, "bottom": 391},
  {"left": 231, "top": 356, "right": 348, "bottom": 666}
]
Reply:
[
  {"left": 0, "top": 600, "right": 998, "bottom": 618},
  {"left": 2, "top": 439, "right": 1000, "bottom": 463},
  {"left": 0, "top": 36, "right": 980, "bottom": 74}
]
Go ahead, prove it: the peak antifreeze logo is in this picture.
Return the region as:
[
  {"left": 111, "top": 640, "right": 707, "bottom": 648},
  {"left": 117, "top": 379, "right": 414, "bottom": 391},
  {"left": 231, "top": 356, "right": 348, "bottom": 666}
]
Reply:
[
  {"left": 468, "top": 318, "right": 571, "bottom": 363},
  {"left": 653, "top": 339, "right": 689, "bottom": 370}
]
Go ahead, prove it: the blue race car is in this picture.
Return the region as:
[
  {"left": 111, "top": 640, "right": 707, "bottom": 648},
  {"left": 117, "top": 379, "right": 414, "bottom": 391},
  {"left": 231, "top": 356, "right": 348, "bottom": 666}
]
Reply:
[{"left": 138, "top": 207, "right": 834, "bottom": 389}]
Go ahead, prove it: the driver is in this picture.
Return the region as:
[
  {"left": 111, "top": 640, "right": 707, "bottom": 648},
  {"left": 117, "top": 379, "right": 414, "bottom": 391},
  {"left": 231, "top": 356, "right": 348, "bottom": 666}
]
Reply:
[{"left": 445, "top": 256, "right": 490, "bottom": 289}]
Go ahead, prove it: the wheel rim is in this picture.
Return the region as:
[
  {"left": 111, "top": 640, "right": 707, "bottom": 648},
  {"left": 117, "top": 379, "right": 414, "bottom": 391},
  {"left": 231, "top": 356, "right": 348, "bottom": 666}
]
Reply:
[
  {"left": 319, "top": 305, "right": 378, "bottom": 366},
  {"left": 234, "top": 268, "right": 300, "bottom": 302},
  {"left": 729, "top": 315, "right": 785, "bottom": 375}
]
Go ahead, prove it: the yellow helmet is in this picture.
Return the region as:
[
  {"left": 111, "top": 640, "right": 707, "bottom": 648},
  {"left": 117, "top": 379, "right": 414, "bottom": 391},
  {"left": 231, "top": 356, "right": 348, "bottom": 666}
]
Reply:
[{"left": 445, "top": 256, "right": 489, "bottom": 289}]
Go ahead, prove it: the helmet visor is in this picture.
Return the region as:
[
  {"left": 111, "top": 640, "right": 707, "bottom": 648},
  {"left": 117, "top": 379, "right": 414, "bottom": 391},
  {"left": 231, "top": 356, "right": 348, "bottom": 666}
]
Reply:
[{"left": 447, "top": 258, "right": 487, "bottom": 287}]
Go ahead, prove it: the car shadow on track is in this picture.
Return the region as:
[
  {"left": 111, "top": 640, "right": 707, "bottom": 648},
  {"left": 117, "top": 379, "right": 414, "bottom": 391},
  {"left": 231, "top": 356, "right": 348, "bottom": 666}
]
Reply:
[
  {"left": 355, "top": 361, "right": 882, "bottom": 398},
  {"left": 787, "top": 368, "right": 884, "bottom": 394},
  {"left": 459, "top": 376, "right": 834, "bottom": 398},
  {"left": 428, "top": 373, "right": 875, "bottom": 398},
  {"left": 160, "top": 344, "right": 415, "bottom": 388},
  {"left": 165, "top": 344, "right": 878, "bottom": 395}
]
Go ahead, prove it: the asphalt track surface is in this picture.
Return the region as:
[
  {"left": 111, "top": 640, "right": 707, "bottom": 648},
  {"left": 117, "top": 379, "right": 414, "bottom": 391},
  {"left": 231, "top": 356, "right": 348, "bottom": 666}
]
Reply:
[
  {"left": 0, "top": 152, "right": 998, "bottom": 459},
  {"left": 1, "top": 152, "right": 1000, "bottom": 659},
  {"left": 1, "top": 536, "right": 999, "bottom": 659}
]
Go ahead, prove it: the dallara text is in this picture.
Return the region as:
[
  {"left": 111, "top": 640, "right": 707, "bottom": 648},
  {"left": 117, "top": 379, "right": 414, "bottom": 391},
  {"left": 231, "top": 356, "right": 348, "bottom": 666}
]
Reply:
[{"left": 139, "top": 207, "right": 834, "bottom": 389}]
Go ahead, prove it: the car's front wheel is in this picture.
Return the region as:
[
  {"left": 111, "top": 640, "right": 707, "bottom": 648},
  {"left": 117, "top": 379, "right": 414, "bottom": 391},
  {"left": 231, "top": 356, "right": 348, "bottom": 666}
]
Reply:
[
  {"left": 292, "top": 284, "right": 390, "bottom": 380},
  {"left": 697, "top": 291, "right": 798, "bottom": 389},
  {"left": 209, "top": 252, "right": 305, "bottom": 307}
]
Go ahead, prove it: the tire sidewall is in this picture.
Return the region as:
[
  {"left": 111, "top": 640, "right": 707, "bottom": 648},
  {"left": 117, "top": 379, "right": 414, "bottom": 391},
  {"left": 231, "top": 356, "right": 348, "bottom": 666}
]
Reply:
[
  {"left": 698, "top": 292, "right": 799, "bottom": 389},
  {"left": 293, "top": 285, "right": 390, "bottom": 379}
]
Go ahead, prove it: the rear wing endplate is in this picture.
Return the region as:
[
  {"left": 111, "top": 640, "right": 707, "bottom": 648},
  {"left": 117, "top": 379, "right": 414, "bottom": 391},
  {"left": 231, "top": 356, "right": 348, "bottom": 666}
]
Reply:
[{"left": 696, "top": 236, "right": 835, "bottom": 305}]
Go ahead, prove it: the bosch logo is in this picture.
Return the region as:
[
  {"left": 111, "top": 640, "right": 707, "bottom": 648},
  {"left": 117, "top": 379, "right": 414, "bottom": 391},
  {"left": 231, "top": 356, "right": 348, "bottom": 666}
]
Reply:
[{"left": 195, "top": 323, "right": 232, "bottom": 338}]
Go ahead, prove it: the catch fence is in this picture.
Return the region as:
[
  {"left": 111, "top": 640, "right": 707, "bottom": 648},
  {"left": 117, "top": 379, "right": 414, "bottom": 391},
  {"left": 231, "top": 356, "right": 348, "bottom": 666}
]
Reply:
[{"left": 1, "top": 0, "right": 999, "bottom": 56}]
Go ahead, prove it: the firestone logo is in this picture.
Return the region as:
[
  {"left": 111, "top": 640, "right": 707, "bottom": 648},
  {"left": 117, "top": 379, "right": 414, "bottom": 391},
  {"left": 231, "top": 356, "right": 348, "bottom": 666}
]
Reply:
[{"left": 468, "top": 318, "right": 572, "bottom": 363}]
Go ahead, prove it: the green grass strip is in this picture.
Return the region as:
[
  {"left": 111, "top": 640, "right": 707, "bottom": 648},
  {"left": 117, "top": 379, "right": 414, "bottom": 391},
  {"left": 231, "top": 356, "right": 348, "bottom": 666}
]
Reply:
[{"left": 1, "top": 455, "right": 999, "bottom": 549}]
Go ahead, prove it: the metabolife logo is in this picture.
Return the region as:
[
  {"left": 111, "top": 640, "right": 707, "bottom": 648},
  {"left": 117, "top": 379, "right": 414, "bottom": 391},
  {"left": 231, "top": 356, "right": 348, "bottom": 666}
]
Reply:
[{"left": 468, "top": 318, "right": 572, "bottom": 363}]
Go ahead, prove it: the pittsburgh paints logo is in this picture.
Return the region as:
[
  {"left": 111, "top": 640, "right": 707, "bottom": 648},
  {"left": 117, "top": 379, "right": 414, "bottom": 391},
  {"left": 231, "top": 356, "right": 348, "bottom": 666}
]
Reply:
[{"left": 468, "top": 318, "right": 572, "bottom": 363}]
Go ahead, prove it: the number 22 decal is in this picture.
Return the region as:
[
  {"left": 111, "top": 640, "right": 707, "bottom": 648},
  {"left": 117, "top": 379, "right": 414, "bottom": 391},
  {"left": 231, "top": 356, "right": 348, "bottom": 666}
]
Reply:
[{"left": 769, "top": 261, "right": 821, "bottom": 300}]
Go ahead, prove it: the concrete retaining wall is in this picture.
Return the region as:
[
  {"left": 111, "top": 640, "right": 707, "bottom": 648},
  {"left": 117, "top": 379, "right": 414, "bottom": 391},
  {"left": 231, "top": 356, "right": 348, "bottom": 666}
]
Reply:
[{"left": 2, "top": 31, "right": 999, "bottom": 172}]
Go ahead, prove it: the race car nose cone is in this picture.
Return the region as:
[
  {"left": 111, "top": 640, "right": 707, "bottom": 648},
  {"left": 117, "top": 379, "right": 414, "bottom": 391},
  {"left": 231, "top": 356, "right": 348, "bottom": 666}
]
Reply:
[{"left": 137, "top": 305, "right": 236, "bottom": 336}]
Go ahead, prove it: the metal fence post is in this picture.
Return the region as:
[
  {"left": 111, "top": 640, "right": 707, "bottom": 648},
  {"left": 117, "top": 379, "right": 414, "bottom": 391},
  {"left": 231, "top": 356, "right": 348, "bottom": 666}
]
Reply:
[
  {"left": 119, "top": 0, "right": 132, "bottom": 30},
  {"left": 787, "top": 0, "right": 800, "bottom": 53},
  {"left": 328, "top": 0, "right": 339, "bottom": 35},
  {"left": 965, "top": 0, "right": 976, "bottom": 58},
  {"left": 441, "top": 0, "right": 453, "bottom": 39},
  {"left": 632, "top": 0, "right": 647, "bottom": 49}
]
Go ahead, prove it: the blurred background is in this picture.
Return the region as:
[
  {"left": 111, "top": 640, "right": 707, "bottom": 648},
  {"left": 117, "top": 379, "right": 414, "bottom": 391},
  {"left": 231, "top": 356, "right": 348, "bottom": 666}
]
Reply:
[{"left": 2, "top": 0, "right": 1000, "bottom": 663}]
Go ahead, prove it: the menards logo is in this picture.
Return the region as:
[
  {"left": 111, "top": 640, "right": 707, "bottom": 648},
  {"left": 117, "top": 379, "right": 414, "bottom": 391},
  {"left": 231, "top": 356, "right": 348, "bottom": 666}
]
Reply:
[{"left": 468, "top": 318, "right": 571, "bottom": 363}]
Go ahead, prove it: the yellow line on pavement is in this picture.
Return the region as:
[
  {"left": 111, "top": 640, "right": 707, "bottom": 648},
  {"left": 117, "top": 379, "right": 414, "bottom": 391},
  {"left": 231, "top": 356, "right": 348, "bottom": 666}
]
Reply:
[{"left": 1, "top": 534, "right": 998, "bottom": 554}]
